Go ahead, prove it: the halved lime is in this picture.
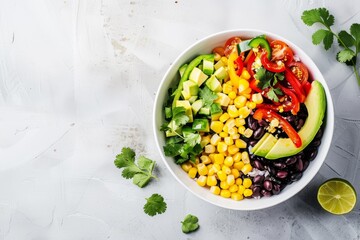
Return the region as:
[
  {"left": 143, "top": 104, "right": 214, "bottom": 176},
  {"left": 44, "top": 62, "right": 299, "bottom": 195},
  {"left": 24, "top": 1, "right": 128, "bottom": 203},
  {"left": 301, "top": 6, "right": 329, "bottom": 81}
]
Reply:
[{"left": 317, "top": 178, "right": 357, "bottom": 215}]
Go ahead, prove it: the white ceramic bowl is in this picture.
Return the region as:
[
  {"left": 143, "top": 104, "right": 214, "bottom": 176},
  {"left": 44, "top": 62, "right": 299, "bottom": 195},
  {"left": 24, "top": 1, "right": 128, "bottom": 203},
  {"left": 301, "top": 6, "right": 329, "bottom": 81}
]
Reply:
[{"left": 153, "top": 29, "right": 334, "bottom": 210}]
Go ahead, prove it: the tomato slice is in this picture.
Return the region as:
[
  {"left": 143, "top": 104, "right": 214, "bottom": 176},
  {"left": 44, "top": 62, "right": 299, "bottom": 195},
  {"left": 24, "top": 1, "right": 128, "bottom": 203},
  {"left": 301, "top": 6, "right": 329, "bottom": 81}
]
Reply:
[
  {"left": 284, "top": 68, "right": 306, "bottom": 102},
  {"left": 224, "top": 37, "right": 241, "bottom": 57},
  {"left": 288, "top": 62, "right": 309, "bottom": 86},
  {"left": 253, "top": 108, "right": 302, "bottom": 148},
  {"left": 212, "top": 46, "right": 225, "bottom": 57},
  {"left": 260, "top": 51, "right": 286, "bottom": 73},
  {"left": 270, "top": 40, "right": 294, "bottom": 65}
]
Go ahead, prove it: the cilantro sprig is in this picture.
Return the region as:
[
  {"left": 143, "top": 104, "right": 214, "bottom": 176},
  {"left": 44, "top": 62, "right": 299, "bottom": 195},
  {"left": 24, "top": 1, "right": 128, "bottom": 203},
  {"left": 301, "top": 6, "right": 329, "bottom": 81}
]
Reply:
[
  {"left": 301, "top": 8, "right": 360, "bottom": 85},
  {"left": 254, "top": 67, "right": 284, "bottom": 102},
  {"left": 181, "top": 214, "right": 200, "bottom": 233},
  {"left": 114, "top": 147, "right": 157, "bottom": 188},
  {"left": 144, "top": 193, "right": 167, "bottom": 216}
]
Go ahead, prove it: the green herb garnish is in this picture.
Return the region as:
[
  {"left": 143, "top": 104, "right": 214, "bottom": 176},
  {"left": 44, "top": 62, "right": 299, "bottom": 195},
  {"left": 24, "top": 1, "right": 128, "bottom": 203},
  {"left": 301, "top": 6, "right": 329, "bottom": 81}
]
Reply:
[
  {"left": 181, "top": 214, "right": 200, "bottom": 233},
  {"left": 254, "top": 67, "right": 284, "bottom": 102},
  {"left": 144, "top": 193, "right": 167, "bottom": 216}
]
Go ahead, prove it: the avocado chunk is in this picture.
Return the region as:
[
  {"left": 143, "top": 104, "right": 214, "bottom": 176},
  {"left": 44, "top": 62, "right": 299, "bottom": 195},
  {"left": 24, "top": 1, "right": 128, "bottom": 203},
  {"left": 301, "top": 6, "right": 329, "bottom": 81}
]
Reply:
[
  {"left": 203, "top": 58, "right": 214, "bottom": 75},
  {"left": 189, "top": 96, "right": 198, "bottom": 104},
  {"left": 251, "top": 132, "right": 270, "bottom": 153},
  {"left": 214, "top": 66, "right": 229, "bottom": 81},
  {"left": 206, "top": 75, "right": 222, "bottom": 92},
  {"left": 191, "top": 99, "right": 203, "bottom": 115},
  {"left": 210, "top": 103, "right": 223, "bottom": 120},
  {"left": 192, "top": 119, "right": 210, "bottom": 132},
  {"left": 254, "top": 134, "right": 278, "bottom": 157},
  {"left": 199, "top": 107, "right": 210, "bottom": 115},
  {"left": 265, "top": 80, "right": 326, "bottom": 159},
  {"left": 189, "top": 67, "right": 208, "bottom": 87},
  {"left": 176, "top": 100, "right": 193, "bottom": 123}
]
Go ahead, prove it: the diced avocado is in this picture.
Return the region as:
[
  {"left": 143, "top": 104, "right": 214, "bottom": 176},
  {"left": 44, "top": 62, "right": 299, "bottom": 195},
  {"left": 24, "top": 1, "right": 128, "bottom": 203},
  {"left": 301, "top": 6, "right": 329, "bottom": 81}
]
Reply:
[
  {"left": 265, "top": 81, "right": 326, "bottom": 159},
  {"left": 206, "top": 75, "right": 222, "bottom": 92},
  {"left": 211, "top": 103, "right": 223, "bottom": 120},
  {"left": 251, "top": 133, "right": 270, "bottom": 153},
  {"left": 199, "top": 107, "right": 210, "bottom": 115},
  {"left": 191, "top": 99, "right": 203, "bottom": 115},
  {"left": 165, "top": 107, "right": 172, "bottom": 119},
  {"left": 189, "top": 96, "right": 198, "bottom": 104},
  {"left": 254, "top": 134, "right": 278, "bottom": 157},
  {"left": 236, "top": 40, "right": 252, "bottom": 54},
  {"left": 182, "top": 80, "right": 199, "bottom": 96},
  {"left": 189, "top": 67, "right": 208, "bottom": 87},
  {"left": 165, "top": 120, "right": 181, "bottom": 137},
  {"left": 192, "top": 119, "right": 210, "bottom": 132},
  {"left": 179, "top": 64, "right": 188, "bottom": 77},
  {"left": 214, "top": 66, "right": 229, "bottom": 81},
  {"left": 214, "top": 59, "right": 225, "bottom": 70},
  {"left": 176, "top": 100, "right": 193, "bottom": 122},
  {"left": 215, "top": 92, "right": 231, "bottom": 107},
  {"left": 203, "top": 58, "right": 214, "bottom": 75},
  {"left": 181, "top": 90, "right": 191, "bottom": 100}
]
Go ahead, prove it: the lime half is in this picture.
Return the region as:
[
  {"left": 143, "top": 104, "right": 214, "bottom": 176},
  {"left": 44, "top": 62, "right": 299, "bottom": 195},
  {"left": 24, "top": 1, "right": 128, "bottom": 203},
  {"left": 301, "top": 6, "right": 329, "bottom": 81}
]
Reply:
[{"left": 317, "top": 178, "right": 357, "bottom": 215}]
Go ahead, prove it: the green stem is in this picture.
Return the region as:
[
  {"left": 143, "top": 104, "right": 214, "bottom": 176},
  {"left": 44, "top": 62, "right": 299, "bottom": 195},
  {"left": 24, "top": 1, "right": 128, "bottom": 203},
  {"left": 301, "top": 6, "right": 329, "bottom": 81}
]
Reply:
[{"left": 353, "top": 64, "right": 360, "bottom": 86}]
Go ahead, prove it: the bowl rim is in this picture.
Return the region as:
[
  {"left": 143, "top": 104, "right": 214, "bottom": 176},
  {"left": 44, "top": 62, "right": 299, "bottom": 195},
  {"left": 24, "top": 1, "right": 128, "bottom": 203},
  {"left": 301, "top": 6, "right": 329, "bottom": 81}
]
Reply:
[{"left": 153, "top": 28, "right": 335, "bottom": 210}]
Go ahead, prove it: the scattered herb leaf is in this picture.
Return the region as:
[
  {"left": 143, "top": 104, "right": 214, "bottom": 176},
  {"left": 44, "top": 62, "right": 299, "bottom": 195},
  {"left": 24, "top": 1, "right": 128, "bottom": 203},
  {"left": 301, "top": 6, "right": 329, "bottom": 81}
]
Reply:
[
  {"left": 144, "top": 193, "right": 167, "bottom": 216},
  {"left": 181, "top": 214, "right": 200, "bottom": 233}
]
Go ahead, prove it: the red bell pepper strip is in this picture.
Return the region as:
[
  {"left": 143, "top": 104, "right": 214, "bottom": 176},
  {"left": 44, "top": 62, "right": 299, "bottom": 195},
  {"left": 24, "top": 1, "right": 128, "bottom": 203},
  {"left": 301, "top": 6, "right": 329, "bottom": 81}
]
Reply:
[
  {"left": 279, "top": 85, "right": 300, "bottom": 115},
  {"left": 284, "top": 68, "right": 306, "bottom": 103},
  {"left": 260, "top": 51, "right": 286, "bottom": 73},
  {"left": 246, "top": 53, "right": 256, "bottom": 77},
  {"left": 253, "top": 108, "right": 302, "bottom": 148},
  {"left": 234, "top": 56, "right": 244, "bottom": 76}
]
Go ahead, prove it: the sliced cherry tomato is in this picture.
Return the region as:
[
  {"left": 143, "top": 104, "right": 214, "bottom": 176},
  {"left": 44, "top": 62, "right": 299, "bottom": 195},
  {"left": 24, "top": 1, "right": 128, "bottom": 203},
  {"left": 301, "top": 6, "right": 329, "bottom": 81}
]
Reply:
[
  {"left": 249, "top": 79, "right": 262, "bottom": 93},
  {"left": 270, "top": 40, "right": 294, "bottom": 65},
  {"left": 253, "top": 108, "right": 302, "bottom": 148},
  {"left": 288, "top": 62, "right": 309, "bottom": 86},
  {"left": 246, "top": 52, "right": 256, "bottom": 77},
  {"left": 260, "top": 51, "right": 286, "bottom": 73},
  {"left": 279, "top": 85, "right": 300, "bottom": 115},
  {"left": 212, "top": 46, "right": 225, "bottom": 57},
  {"left": 234, "top": 56, "right": 244, "bottom": 76},
  {"left": 224, "top": 37, "right": 241, "bottom": 57},
  {"left": 284, "top": 68, "right": 306, "bottom": 102}
]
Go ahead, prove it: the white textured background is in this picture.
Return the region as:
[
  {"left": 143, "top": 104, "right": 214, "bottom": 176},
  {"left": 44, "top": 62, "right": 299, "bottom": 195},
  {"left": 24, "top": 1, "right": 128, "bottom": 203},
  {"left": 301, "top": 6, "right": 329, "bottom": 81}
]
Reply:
[{"left": 0, "top": 0, "right": 359, "bottom": 239}]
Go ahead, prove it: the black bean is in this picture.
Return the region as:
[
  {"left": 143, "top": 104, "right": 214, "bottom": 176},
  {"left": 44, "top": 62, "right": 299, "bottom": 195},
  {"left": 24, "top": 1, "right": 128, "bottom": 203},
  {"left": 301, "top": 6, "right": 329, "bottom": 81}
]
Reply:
[
  {"left": 249, "top": 140, "right": 258, "bottom": 147},
  {"left": 253, "top": 160, "right": 264, "bottom": 170},
  {"left": 315, "top": 128, "right": 323, "bottom": 139},
  {"left": 252, "top": 186, "right": 261, "bottom": 198},
  {"left": 276, "top": 171, "right": 288, "bottom": 179},
  {"left": 285, "top": 156, "right": 297, "bottom": 165},
  {"left": 266, "top": 166, "right": 277, "bottom": 176},
  {"left": 303, "top": 160, "right": 310, "bottom": 172},
  {"left": 273, "top": 162, "right": 287, "bottom": 169},
  {"left": 247, "top": 116, "right": 258, "bottom": 130},
  {"left": 311, "top": 140, "right": 321, "bottom": 147},
  {"left": 272, "top": 184, "right": 281, "bottom": 195},
  {"left": 296, "top": 159, "right": 304, "bottom": 172},
  {"left": 253, "top": 127, "right": 265, "bottom": 140},
  {"left": 258, "top": 120, "right": 268, "bottom": 127},
  {"left": 296, "top": 119, "right": 305, "bottom": 131},
  {"left": 261, "top": 189, "right": 272, "bottom": 197},
  {"left": 285, "top": 115, "right": 296, "bottom": 122},
  {"left": 253, "top": 175, "right": 264, "bottom": 184},
  {"left": 309, "top": 148, "right": 318, "bottom": 161},
  {"left": 263, "top": 180, "right": 273, "bottom": 191},
  {"left": 290, "top": 172, "right": 302, "bottom": 182}
]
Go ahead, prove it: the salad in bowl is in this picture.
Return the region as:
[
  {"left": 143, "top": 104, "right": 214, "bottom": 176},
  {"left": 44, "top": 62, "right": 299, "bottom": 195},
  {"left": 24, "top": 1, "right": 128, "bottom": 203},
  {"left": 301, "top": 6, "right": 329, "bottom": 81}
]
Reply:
[{"left": 153, "top": 30, "right": 334, "bottom": 210}]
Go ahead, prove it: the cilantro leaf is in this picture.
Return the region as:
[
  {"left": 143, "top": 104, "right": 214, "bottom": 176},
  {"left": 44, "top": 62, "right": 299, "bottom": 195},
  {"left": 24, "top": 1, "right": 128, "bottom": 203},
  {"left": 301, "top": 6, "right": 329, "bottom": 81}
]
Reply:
[
  {"left": 267, "top": 87, "right": 281, "bottom": 102},
  {"left": 301, "top": 8, "right": 334, "bottom": 27},
  {"left": 255, "top": 67, "right": 273, "bottom": 89},
  {"left": 181, "top": 214, "right": 200, "bottom": 233},
  {"left": 114, "top": 147, "right": 157, "bottom": 188},
  {"left": 199, "top": 86, "right": 218, "bottom": 107},
  {"left": 350, "top": 23, "right": 360, "bottom": 53},
  {"left": 144, "top": 194, "right": 167, "bottom": 216},
  {"left": 337, "top": 49, "right": 356, "bottom": 63},
  {"left": 163, "top": 142, "right": 182, "bottom": 157},
  {"left": 312, "top": 29, "right": 331, "bottom": 45},
  {"left": 183, "top": 133, "right": 201, "bottom": 147},
  {"left": 338, "top": 30, "right": 355, "bottom": 48},
  {"left": 323, "top": 31, "right": 334, "bottom": 50}
]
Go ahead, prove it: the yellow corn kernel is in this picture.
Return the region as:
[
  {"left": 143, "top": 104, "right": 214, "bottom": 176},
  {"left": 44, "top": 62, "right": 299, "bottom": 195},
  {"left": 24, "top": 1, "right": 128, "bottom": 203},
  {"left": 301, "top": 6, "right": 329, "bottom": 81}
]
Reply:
[
  {"left": 225, "top": 118, "right": 236, "bottom": 128},
  {"left": 242, "top": 93, "right": 251, "bottom": 99},
  {"left": 222, "top": 124, "right": 229, "bottom": 133},
  {"left": 243, "top": 189, "right": 253, "bottom": 197},
  {"left": 231, "top": 192, "right": 244, "bottom": 201},
  {"left": 212, "top": 163, "right": 221, "bottom": 173},
  {"left": 243, "top": 87, "right": 252, "bottom": 94},
  {"left": 207, "top": 163, "right": 213, "bottom": 170},
  {"left": 233, "top": 161, "right": 245, "bottom": 171},
  {"left": 209, "top": 153, "right": 215, "bottom": 162},
  {"left": 238, "top": 106, "right": 251, "bottom": 118},
  {"left": 220, "top": 189, "right": 231, "bottom": 198},
  {"left": 238, "top": 185, "right": 246, "bottom": 195},
  {"left": 217, "top": 170, "right": 227, "bottom": 182},
  {"left": 220, "top": 181, "right": 230, "bottom": 190},
  {"left": 181, "top": 162, "right": 193, "bottom": 172},
  {"left": 214, "top": 154, "right": 224, "bottom": 165},
  {"left": 207, "top": 175, "right": 217, "bottom": 186},
  {"left": 228, "top": 127, "right": 238, "bottom": 136},
  {"left": 222, "top": 83, "right": 233, "bottom": 94},
  {"left": 243, "top": 178, "right": 252, "bottom": 188},
  {"left": 231, "top": 168, "right": 240, "bottom": 178},
  {"left": 224, "top": 136, "right": 234, "bottom": 146},
  {"left": 233, "top": 152, "right": 242, "bottom": 162},
  {"left": 197, "top": 163, "right": 208, "bottom": 176},
  {"left": 235, "top": 178, "right": 243, "bottom": 186},
  {"left": 252, "top": 93, "right": 263, "bottom": 104},
  {"left": 217, "top": 142, "right": 228, "bottom": 153},
  {"left": 227, "top": 174, "right": 235, "bottom": 186},
  {"left": 242, "top": 151, "right": 250, "bottom": 164},
  {"left": 196, "top": 175, "right": 207, "bottom": 187},
  {"left": 208, "top": 168, "right": 215, "bottom": 176},
  {"left": 234, "top": 95, "right": 247, "bottom": 108},
  {"left": 210, "top": 186, "right": 221, "bottom": 195},
  {"left": 200, "top": 155, "right": 211, "bottom": 165},
  {"left": 241, "top": 163, "right": 253, "bottom": 175},
  {"left": 219, "top": 113, "right": 230, "bottom": 123},
  {"left": 228, "top": 145, "right": 240, "bottom": 155},
  {"left": 221, "top": 56, "right": 228, "bottom": 65},
  {"left": 227, "top": 105, "right": 239, "bottom": 118},
  {"left": 210, "top": 121, "right": 224, "bottom": 134},
  {"left": 238, "top": 125, "right": 246, "bottom": 134},
  {"left": 240, "top": 69, "right": 251, "bottom": 80},
  {"left": 243, "top": 128, "right": 253, "bottom": 138},
  {"left": 210, "top": 134, "right": 221, "bottom": 145},
  {"left": 229, "top": 184, "right": 239, "bottom": 193},
  {"left": 200, "top": 135, "right": 211, "bottom": 147},
  {"left": 235, "top": 139, "right": 247, "bottom": 149},
  {"left": 222, "top": 165, "right": 231, "bottom": 175},
  {"left": 235, "top": 118, "right": 246, "bottom": 127},
  {"left": 231, "top": 133, "right": 240, "bottom": 140},
  {"left": 229, "top": 99, "right": 234, "bottom": 105},
  {"left": 188, "top": 167, "right": 198, "bottom": 179},
  {"left": 238, "top": 79, "right": 250, "bottom": 93},
  {"left": 246, "top": 101, "right": 257, "bottom": 109},
  {"left": 228, "top": 91, "right": 237, "bottom": 100},
  {"left": 224, "top": 156, "right": 234, "bottom": 167},
  {"left": 205, "top": 144, "right": 215, "bottom": 154},
  {"left": 219, "top": 132, "right": 228, "bottom": 138}
]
